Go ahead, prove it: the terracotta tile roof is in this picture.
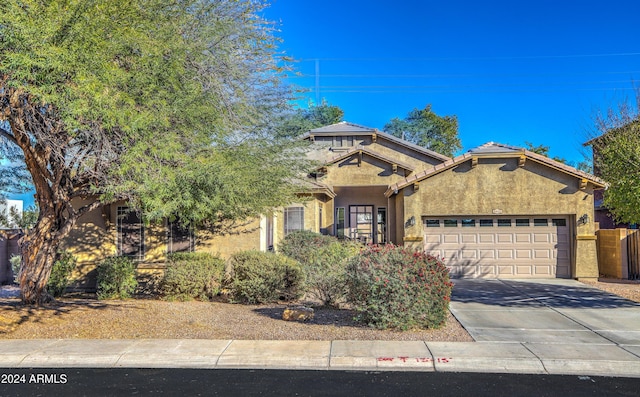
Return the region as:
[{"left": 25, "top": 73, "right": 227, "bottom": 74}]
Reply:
[{"left": 386, "top": 142, "right": 606, "bottom": 196}]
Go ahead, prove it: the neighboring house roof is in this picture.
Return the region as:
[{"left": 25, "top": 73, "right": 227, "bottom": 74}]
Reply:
[
  {"left": 385, "top": 142, "right": 607, "bottom": 197},
  {"left": 323, "top": 146, "right": 415, "bottom": 173},
  {"left": 301, "top": 121, "right": 451, "bottom": 162}
]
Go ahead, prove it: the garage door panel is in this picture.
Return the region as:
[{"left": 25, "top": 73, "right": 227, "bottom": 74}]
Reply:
[
  {"left": 479, "top": 234, "right": 494, "bottom": 243},
  {"left": 443, "top": 235, "right": 459, "bottom": 244},
  {"left": 534, "top": 250, "right": 551, "bottom": 259},
  {"left": 425, "top": 234, "right": 442, "bottom": 244},
  {"left": 534, "top": 233, "right": 551, "bottom": 243},
  {"left": 461, "top": 234, "right": 476, "bottom": 243},
  {"left": 516, "top": 265, "right": 533, "bottom": 276},
  {"left": 424, "top": 216, "right": 571, "bottom": 279},
  {"left": 479, "top": 250, "right": 495, "bottom": 259},
  {"left": 498, "top": 265, "right": 515, "bottom": 276},
  {"left": 461, "top": 250, "right": 477, "bottom": 259},
  {"left": 497, "top": 250, "right": 514, "bottom": 259}
]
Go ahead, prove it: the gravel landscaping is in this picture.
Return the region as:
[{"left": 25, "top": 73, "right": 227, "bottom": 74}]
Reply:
[
  {"left": 0, "top": 278, "right": 637, "bottom": 341},
  {"left": 0, "top": 294, "right": 472, "bottom": 341}
]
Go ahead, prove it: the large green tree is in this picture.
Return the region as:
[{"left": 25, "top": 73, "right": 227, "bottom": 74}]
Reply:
[
  {"left": 276, "top": 100, "right": 344, "bottom": 138},
  {"left": 589, "top": 91, "right": 640, "bottom": 224},
  {"left": 0, "top": 0, "right": 309, "bottom": 304},
  {"left": 384, "top": 105, "right": 462, "bottom": 157}
]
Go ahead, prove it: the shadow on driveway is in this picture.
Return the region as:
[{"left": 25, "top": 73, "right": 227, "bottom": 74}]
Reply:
[{"left": 451, "top": 279, "right": 640, "bottom": 309}]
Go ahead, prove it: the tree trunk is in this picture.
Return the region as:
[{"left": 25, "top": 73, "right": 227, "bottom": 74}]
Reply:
[{"left": 18, "top": 211, "right": 61, "bottom": 305}]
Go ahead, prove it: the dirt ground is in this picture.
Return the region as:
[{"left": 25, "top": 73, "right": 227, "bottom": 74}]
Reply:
[
  {"left": 0, "top": 288, "right": 473, "bottom": 341},
  {"left": 0, "top": 278, "right": 636, "bottom": 341}
]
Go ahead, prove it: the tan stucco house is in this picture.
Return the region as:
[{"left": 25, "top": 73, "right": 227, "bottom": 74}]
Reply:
[{"left": 64, "top": 121, "right": 605, "bottom": 289}]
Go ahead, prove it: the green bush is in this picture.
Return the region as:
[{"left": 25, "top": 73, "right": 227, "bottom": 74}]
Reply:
[
  {"left": 280, "top": 231, "right": 361, "bottom": 306},
  {"left": 47, "top": 251, "right": 77, "bottom": 297},
  {"left": 279, "top": 230, "right": 335, "bottom": 265},
  {"left": 161, "top": 252, "right": 225, "bottom": 301},
  {"left": 9, "top": 255, "right": 21, "bottom": 284},
  {"left": 345, "top": 244, "right": 452, "bottom": 330},
  {"left": 96, "top": 256, "right": 138, "bottom": 300},
  {"left": 227, "top": 250, "right": 304, "bottom": 304}
]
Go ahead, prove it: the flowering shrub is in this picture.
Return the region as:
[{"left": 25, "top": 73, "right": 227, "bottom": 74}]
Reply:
[
  {"left": 280, "top": 231, "right": 361, "bottom": 306},
  {"left": 345, "top": 244, "right": 452, "bottom": 330},
  {"left": 227, "top": 251, "right": 304, "bottom": 304},
  {"left": 161, "top": 252, "right": 225, "bottom": 301}
]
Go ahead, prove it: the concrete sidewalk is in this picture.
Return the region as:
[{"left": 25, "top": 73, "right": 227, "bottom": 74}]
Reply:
[
  {"left": 0, "top": 338, "right": 639, "bottom": 377},
  {"left": 1, "top": 279, "right": 639, "bottom": 377}
]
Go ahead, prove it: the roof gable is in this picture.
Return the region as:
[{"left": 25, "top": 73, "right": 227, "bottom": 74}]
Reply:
[
  {"left": 323, "top": 146, "right": 415, "bottom": 172},
  {"left": 386, "top": 142, "right": 606, "bottom": 196},
  {"left": 301, "top": 121, "right": 451, "bottom": 163}
]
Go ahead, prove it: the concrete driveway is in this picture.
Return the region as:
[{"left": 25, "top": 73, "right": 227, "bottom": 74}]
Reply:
[{"left": 450, "top": 279, "right": 640, "bottom": 345}]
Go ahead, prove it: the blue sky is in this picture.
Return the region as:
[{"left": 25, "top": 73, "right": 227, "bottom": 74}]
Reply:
[
  {"left": 6, "top": 0, "right": 640, "bottom": 208},
  {"left": 263, "top": 0, "right": 640, "bottom": 162}
]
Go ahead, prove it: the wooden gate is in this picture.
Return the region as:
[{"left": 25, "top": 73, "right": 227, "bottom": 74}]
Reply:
[
  {"left": 629, "top": 230, "right": 640, "bottom": 280},
  {"left": 596, "top": 228, "right": 640, "bottom": 279}
]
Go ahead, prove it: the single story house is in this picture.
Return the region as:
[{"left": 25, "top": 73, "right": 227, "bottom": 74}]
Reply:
[{"left": 63, "top": 122, "right": 605, "bottom": 289}]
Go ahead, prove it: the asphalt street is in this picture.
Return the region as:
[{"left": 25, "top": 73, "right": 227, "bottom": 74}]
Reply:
[{"left": 1, "top": 369, "right": 639, "bottom": 397}]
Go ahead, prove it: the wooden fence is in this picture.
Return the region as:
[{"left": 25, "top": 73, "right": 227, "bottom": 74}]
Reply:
[
  {"left": 629, "top": 229, "right": 640, "bottom": 279},
  {"left": 596, "top": 228, "right": 640, "bottom": 279}
]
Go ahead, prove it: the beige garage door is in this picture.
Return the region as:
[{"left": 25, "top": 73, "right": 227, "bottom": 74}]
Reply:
[{"left": 423, "top": 216, "right": 571, "bottom": 278}]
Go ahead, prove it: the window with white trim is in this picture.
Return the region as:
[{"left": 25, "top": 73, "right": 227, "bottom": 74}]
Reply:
[{"left": 284, "top": 207, "right": 304, "bottom": 235}]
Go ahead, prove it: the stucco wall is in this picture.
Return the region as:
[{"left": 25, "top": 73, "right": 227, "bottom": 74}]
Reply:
[{"left": 399, "top": 157, "right": 599, "bottom": 278}]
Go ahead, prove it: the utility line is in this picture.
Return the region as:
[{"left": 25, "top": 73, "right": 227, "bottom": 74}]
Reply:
[{"left": 298, "top": 52, "right": 640, "bottom": 62}]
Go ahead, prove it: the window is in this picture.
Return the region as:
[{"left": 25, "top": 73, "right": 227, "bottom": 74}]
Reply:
[
  {"left": 552, "top": 219, "right": 567, "bottom": 227},
  {"left": 534, "top": 219, "right": 548, "bottom": 226},
  {"left": 497, "top": 219, "right": 512, "bottom": 227},
  {"left": 284, "top": 207, "right": 304, "bottom": 235},
  {"left": 461, "top": 219, "right": 476, "bottom": 227},
  {"left": 117, "top": 207, "right": 144, "bottom": 260},
  {"left": 350, "top": 205, "right": 374, "bottom": 242},
  {"left": 336, "top": 207, "right": 345, "bottom": 238},
  {"left": 479, "top": 219, "right": 493, "bottom": 227},
  {"left": 444, "top": 219, "right": 458, "bottom": 227},
  {"left": 516, "top": 219, "right": 530, "bottom": 227},
  {"left": 425, "top": 219, "right": 440, "bottom": 228},
  {"left": 168, "top": 221, "right": 194, "bottom": 253},
  {"left": 377, "top": 208, "right": 387, "bottom": 244}
]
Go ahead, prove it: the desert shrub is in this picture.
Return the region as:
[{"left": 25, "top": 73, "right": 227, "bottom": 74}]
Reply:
[
  {"left": 280, "top": 231, "right": 361, "bottom": 306},
  {"left": 9, "top": 255, "right": 21, "bottom": 284},
  {"left": 279, "top": 230, "right": 334, "bottom": 265},
  {"left": 47, "top": 251, "right": 77, "bottom": 297},
  {"left": 161, "top": 252, "right": 225, "bottom": 301},
  {"left": 301, "top": 240, "right": 361, "bottom": 306},
  {"left": 227, "top": 250, "right": 304, "bottom": 304},
  {"left": 345, "top": 244, "right": 452, "bottom": 330},
  {"left": 97, "top": 256, "right": 138, "bottom": 300}
]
